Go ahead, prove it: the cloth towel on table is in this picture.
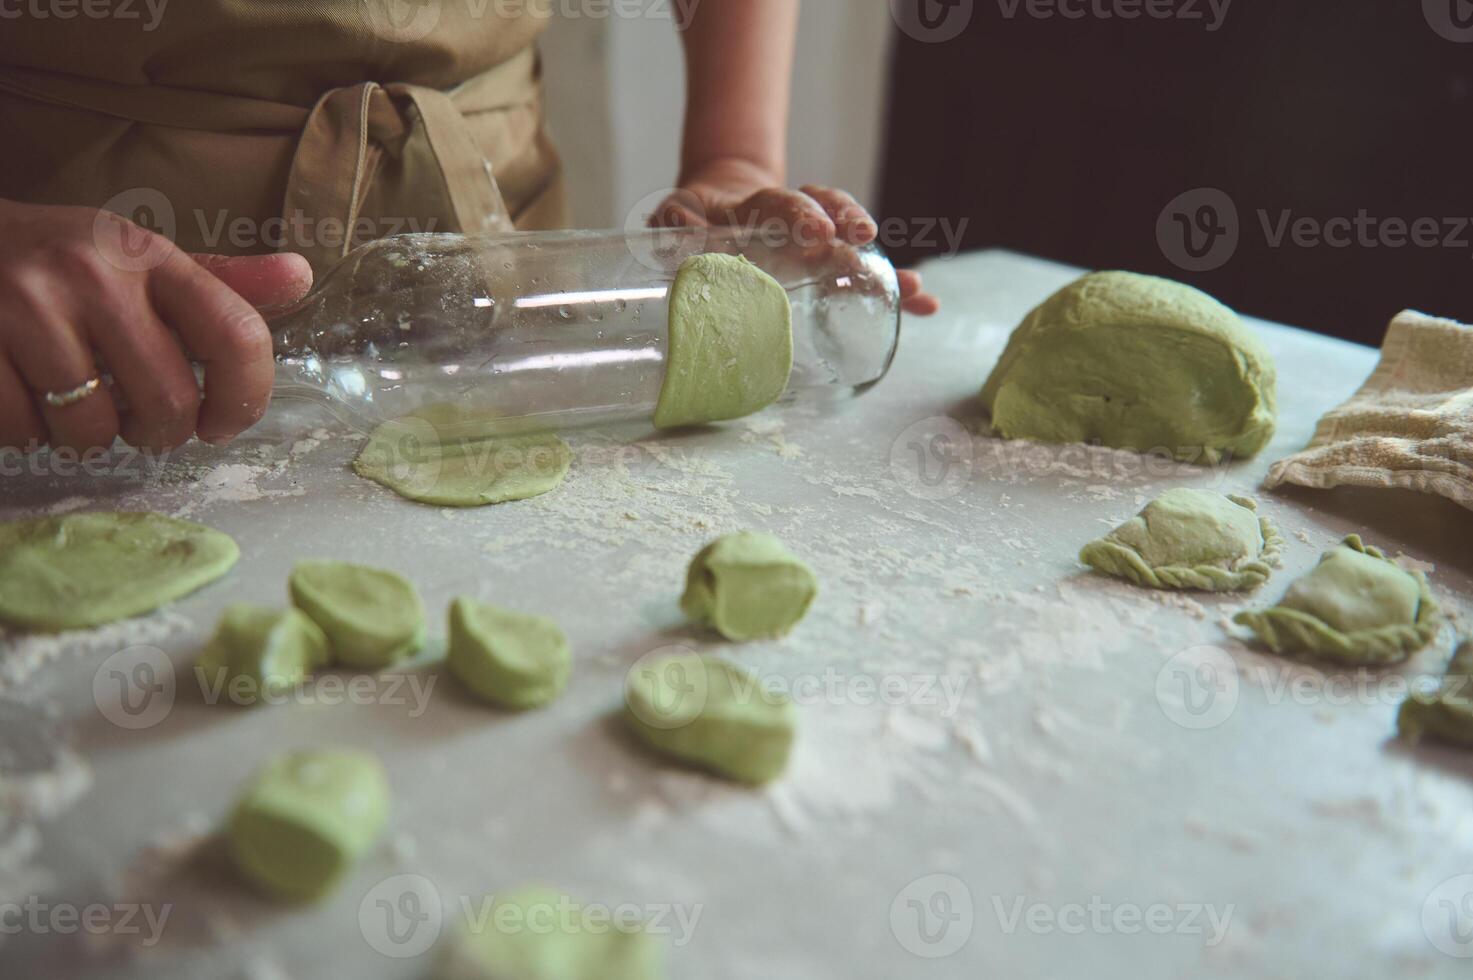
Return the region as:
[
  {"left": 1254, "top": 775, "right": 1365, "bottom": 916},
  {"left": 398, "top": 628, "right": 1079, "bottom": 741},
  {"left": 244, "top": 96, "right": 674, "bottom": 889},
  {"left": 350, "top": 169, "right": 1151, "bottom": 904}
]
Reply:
[{"left": 1264, "top": 310, "right": 1473, "bottom": 511}]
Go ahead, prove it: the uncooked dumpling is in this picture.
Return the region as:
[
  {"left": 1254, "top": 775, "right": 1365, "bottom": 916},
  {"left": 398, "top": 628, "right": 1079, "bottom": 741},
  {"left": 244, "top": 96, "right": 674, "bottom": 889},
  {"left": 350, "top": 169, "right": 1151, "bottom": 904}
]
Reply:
[
  {"left": 1398, "top": 640, "right": 1473, "bottom": 748},
  {"left": 980, "top": 271, "right": 1278, "bottom": 465},
  {"left": 654, "top": 253, "right": 794, "bottom": 430},
  {"left": 1234, "top": 536, "right": 1440, "bottom": 665},
  {"left": 0, "top": 512, "right": 239, "bottom": 631},
  {"left": 680, "top": 532, "right": 818, "bottom": 641},
  {"left": 195, "top": 605, "right": 330, "bottom": 706},
  {"left": 1080, "top": 489, "right": 1282, "bottom": 592},
  {"left": 447, "top": 598, "right": 570, "bottom": 710},
  {"left": 288, "top": 560, "right": 425, "bottom": 669},
  {"left": 354, "top": 403, "right": 572, "bottom": 507}
]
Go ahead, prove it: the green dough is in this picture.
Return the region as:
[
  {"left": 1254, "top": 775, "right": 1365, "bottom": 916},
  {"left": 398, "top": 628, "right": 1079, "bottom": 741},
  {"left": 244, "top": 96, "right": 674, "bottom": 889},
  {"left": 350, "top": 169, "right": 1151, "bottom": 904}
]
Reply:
[
  {"left": 288, "top": 560, "right": 425, "bottom": 669},
  {"left": 0, "top": 511, "right": 239, "bottom": 631},
  {"left": 1399, "top": 641, "right": 1473, "bottom": 748},
  {"left": 625, "top": 653, "right": 795, "bottom": 784},
  {"left": 354, "top": 403, "right": 572, "bottom": 507},
  {"left": 1234, "top": 536, "right": 1440, "bottom": 665},
  {"left": 1080, "top": 489, "right": 1282, "bottom": 592},
  {"left": 226, "top": 749, "right": 389, "bottom": 903},
  {"left": 653, "top": 253, "right": 794, "bottom": 430},
  {"left": 980, "top": 271, "right": 1278, "bottom": 465},
  {"left": 434, "top": 887, "right": 661, "bottom": 980},
  {"left": 195, "top": 605, "right": 330, "bottom": 705},
  {"left": 447, "top": 598, "right": 571, "bottom": 710},
  {"left": 680, "top": 532, "right": 818, "bottom": 641}
]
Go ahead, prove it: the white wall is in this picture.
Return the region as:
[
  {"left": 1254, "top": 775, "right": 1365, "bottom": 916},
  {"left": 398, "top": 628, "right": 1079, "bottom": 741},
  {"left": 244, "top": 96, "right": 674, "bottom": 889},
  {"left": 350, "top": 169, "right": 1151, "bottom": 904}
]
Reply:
[{"left": 541, "top": 3, "right": 894, "bottom": 228}]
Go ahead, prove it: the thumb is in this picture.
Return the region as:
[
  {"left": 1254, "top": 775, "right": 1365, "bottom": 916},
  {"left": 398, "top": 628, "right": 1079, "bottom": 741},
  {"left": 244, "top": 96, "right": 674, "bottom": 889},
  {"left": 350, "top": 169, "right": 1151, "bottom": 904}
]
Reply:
[{"left": 189, "top": 252, "right": 314, "bottom": 311}]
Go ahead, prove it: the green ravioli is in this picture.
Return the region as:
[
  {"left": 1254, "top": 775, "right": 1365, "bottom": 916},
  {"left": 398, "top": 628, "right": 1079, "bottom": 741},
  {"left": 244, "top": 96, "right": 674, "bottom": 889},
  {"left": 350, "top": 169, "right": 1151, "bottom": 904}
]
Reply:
[
  {"left": 447, "top": 598, "right": 571, "bottom": 710},
  {"left": 1234, "top": 536, "right": 1440, "bottom": 665},
  {"left": 288, "top": 560, "right": 425, "bottom": 669},
  {"left": 226, "top": 749, "right": 389, "bottom": 903},
  {"left": 681, "top": 532, "right": 818, "bottom": 641},
  {"left": 354, "top": 403, "right": 572, "bottom": 508},
  {"left": 1080, "top": 489, "right": 1282, "bottom": 592},
  {"left": 195, "top": 605, "right": 330, "bottom": 706},
  {"left": 1399, "top": 640, "right": 1473, "bottom": 748},
  {"left": 980, "top": 271, "right": 1278, "bottom": 465},
  {"left": 434, "top": 887, "right": 662, "bottom": 980},
  {"left": 654, "top": 253, "right": 794, "bottom": 429},
  {"left": 0, "top": 511, "right": 238, "bottom": 631},
  {"left": 625, "top": 653, "right": 795, "bottom": 784}
]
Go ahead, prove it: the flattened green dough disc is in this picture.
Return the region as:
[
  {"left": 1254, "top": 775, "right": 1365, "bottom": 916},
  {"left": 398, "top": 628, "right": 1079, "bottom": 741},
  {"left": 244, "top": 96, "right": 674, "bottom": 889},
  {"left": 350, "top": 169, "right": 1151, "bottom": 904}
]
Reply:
[
  {"left": 1399, "top": 640, "right": 1473, "bottom": 748},
  {"left": 354, "top": 403, "right": 572, "bottom": 507},
  {"left": 681, "top": 532, "right": 818, "bottom": 641},
  {"left": 654, "top": 253, "right": 793, "bottom": 429},
  {"left": 0, "top": 511, "right": 239, "bottom": 632},
  {"left": 195, "top": 605, "right": 330, "bottom": 706},
  {"left": 980, "top": 271, "right": 1278, "bottom": 465},
  {"left": 226, "top": 749, "right": 389, "bottom": 903},
  {"left": 625, "top": 653, "right": 795, "bottom": 784},
  {"left": 1234, "top": 536, "right": 1440, "bottom": 665},
  {"left": 434, "top": 887, "right": 662, "bottom": 980},
  {"left": 288, "top": 560, "right": 425, "bottom": 669},
  {"left": 447, "top": 598, "right": 571, "bottom": 710},
  {"left": 1080, "top": 489, "right": 1282, "bottom": 592}
]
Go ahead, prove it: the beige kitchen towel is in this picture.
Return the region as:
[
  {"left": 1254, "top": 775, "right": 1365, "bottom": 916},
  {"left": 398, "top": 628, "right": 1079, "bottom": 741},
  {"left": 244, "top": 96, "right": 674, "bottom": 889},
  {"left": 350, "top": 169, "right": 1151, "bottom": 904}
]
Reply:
[{"left": 1264, "top": 310, "right": 1473, "bottom": 510}]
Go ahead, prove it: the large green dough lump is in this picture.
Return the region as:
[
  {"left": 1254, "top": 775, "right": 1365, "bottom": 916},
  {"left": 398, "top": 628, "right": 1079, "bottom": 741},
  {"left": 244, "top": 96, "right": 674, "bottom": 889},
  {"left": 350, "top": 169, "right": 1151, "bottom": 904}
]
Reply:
[
  {"left": 654, "top": 253, "right": 794, "bottom": 430},
  {"left": 625, "top": 653, "right": 796, "bottom": 784},
  {"left": 1080, "top": 488, "right": 1282, "bottom": 592},
  {"left": 226, "top": 749, "right": 389, "bottom": 903},
  {"left": 0, "top": 511, "right": 239, "bottom": 631},
  {"left": 433, "top": 887, "right": 662, "bottom": 980},
  {"left": 681, "top": 532, "right": 818, "bottom": 641},
  {"left": 447, "top": 598, "right": 571, "bottom": 710},
  {"left": 1399, "top": 641, "right": 1473, "bottom": 748},
  {"left": 195, "top": 605, "right": 330, "bottom": 705},
  {"left": 980, "top": 271, "right": 1278, "bottom": 465},
  {"left": 288, "top": 561, "right": 425, "bottom": 669},
  {"left": 354, "top": 403, "right": 572, "bottom": 508},
  {"left": 1234, "top": 536, "right": 1440, "bottom": 665}
]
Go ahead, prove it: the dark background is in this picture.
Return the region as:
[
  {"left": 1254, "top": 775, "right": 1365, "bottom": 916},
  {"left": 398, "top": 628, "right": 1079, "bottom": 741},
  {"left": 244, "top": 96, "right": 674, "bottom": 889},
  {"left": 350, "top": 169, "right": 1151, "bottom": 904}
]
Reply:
[{"left": 879, "top": 0, "right": 1473, "bottom": 346}]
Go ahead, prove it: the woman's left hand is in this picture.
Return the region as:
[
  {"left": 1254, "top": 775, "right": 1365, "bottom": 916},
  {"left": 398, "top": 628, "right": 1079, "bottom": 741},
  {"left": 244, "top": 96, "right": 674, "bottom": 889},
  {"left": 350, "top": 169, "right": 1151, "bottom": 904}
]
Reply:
[{"left": 652, "top": 159, "right": 941, "bottom": 317}]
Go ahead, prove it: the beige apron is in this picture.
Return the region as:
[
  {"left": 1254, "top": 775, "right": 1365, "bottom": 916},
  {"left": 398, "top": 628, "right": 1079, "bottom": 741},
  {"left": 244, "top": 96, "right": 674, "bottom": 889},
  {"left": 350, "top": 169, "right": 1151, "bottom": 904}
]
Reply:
[{"left": 0, "top": 1, "right": 567, "bottom": 273}]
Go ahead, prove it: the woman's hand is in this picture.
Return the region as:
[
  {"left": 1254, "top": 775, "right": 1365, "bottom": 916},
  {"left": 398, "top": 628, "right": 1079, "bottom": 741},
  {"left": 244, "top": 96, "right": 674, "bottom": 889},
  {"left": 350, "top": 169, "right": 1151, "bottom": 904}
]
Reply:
[
  {"left": 0, "top": 199, "right": 313, "bottom": 455},
  {"left": 652, "top": 158, "right": 941, "bottom": 317}
]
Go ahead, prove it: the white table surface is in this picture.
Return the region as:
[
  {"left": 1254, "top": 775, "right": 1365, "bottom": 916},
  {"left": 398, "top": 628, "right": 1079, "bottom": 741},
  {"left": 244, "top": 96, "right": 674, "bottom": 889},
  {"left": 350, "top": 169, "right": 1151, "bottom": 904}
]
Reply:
[{"left": 1, "top": 249, "right": 1471, "bottom": 980}]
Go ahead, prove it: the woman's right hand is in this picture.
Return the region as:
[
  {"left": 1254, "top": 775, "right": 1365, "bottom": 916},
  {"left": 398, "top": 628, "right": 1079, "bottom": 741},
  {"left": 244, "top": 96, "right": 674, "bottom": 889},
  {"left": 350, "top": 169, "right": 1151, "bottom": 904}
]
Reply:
[{"left": 0, "top": 198, "right": 313, "bottom": 456}]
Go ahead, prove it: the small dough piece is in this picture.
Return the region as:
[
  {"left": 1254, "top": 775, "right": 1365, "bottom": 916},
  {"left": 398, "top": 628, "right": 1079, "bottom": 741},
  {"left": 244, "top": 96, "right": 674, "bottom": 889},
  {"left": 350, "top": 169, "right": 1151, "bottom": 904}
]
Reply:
[
  {"left": 434, "top": 887, "right": 661, "bottom": 980},
  {"left": 0, "top": 511, "right": 239, "bottom": 631},
  {"left": 355, "top": 403, "right": 572, "bottom": 508},
  {"left": 195, "top": 605, "right": 330, "bottom": 706},
  {"left": 681, "top": 532, "right": 818, "bottom": 641},
  {"left": 1234, "top": 536, "right": 1440, "bottom": 665},
  {"left": 625, "top": 653, "right": 795, "bottom": 784},
  {"left": 288, "top": 561, "right": 425, "bottom": 669},
  {"left": 654, "top": 253, "right": 794, "bottom": 429},
  {"left": 980, "top": 271, "right": 1278, "bottom": 465},
  {"left": 1398, "top": 640, "right": 1473, "bottom": 748},
  {"left": 226, "top": 749, "right": 389, "bottom": 903},
  {"left": 1079, "top": 489, "right": 1282, "bottom": 592},
  {"left": 447, "top": 598, "right": 571, "bottom": 710}
]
